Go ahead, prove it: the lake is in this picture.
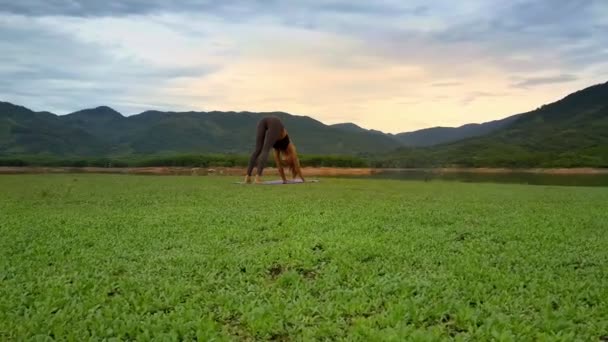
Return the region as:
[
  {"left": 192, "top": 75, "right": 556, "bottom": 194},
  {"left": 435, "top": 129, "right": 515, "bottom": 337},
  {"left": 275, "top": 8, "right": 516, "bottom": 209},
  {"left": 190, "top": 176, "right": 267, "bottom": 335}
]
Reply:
[{"left": 348, "top": 169, "right": 608, "bottom": 187}]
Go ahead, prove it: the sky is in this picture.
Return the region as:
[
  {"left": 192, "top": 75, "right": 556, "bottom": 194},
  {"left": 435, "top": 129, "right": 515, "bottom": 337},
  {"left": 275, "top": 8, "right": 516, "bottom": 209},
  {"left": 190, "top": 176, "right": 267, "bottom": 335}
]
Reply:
[{"left": 1, "top": 1, "right": 607, "bottom": 133}]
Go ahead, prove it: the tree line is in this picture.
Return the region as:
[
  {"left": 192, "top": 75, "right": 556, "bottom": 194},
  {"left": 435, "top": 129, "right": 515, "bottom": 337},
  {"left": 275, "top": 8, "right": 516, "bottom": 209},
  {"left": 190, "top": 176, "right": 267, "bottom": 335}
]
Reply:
[{"left": 0, "top": 154, "right": 370, "bottom": 168}]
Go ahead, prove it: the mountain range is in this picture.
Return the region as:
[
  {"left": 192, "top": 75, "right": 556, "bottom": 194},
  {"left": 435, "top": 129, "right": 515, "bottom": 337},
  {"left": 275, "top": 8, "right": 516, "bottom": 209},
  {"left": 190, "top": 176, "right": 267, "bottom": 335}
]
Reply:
[
  {"left": 0, "top": 104, "right": 399, "bottom": 156},
  {"left": 1, "top": 99, "right": 500, "bottom": 156},
  {"left": 382, "top": 81, "right": 608, "bottom": 167},
  {"left": 1, "top": 81, "right": 607, "bottom": 167}
]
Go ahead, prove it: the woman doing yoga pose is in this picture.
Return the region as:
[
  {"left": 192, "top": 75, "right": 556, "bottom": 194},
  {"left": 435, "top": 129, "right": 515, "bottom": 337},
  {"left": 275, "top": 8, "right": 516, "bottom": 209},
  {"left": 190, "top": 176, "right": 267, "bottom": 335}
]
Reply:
[{"left": 244, "top": 116, "right": 304, "bottom": 184}]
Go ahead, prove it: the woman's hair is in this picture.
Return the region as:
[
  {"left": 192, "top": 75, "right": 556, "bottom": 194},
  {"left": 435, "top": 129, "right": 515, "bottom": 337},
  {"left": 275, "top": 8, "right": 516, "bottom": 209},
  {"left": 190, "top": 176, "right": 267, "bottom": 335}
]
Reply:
[{"left": 284, "top": 144, "right": 303, "bottom": 179}]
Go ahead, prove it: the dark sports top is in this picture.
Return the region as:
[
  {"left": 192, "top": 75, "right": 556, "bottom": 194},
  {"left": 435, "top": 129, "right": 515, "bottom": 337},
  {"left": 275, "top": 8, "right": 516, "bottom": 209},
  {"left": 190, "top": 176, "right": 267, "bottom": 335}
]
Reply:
[{"left": 273, "top": 134, "right": 290, "bottom": 151}]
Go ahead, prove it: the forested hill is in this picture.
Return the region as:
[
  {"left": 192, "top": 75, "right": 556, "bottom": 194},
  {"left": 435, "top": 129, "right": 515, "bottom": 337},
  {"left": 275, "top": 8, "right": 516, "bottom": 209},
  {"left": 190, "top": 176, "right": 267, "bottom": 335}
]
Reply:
[
  {"left": 0, "top": 103, "right": 400, "bottom": 156},
  {"left": 380, "top": 81, "right": 608, "bottom": 168}
]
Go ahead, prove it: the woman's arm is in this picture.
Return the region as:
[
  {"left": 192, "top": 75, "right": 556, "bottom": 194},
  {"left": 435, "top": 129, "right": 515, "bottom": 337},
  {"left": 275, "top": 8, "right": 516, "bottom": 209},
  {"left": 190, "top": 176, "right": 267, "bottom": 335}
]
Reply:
[{"left": 273, "top": 149, "right": 287, "bottom": 183}]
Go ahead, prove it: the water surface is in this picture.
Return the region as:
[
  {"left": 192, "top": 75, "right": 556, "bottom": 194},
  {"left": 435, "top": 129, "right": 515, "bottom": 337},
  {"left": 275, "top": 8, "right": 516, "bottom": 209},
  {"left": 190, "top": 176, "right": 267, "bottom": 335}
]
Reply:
[{"left": 347, "top": 169, "right": 608, "bottom": 187}]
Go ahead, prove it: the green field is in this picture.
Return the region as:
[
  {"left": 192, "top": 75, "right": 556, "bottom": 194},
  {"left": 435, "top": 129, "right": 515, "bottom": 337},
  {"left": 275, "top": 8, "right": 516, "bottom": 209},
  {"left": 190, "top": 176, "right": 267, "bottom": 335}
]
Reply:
[{"left": 1, "top": 175, "right": 607, "bottom": 341}]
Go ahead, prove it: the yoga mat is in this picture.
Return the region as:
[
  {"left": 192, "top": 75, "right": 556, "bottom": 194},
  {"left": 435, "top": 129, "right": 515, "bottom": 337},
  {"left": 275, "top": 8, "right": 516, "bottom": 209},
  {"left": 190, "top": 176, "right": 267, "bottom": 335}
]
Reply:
[{"left": 236, "top": 179, "right": 319, "bottom": 185}]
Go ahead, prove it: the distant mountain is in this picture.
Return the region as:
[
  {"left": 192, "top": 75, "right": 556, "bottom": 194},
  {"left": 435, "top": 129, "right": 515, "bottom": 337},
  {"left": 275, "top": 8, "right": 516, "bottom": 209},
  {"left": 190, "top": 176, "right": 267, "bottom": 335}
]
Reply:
[
  {"left": 331, "top": 122, "right": 390, "bottom": 137},
  {"left": 0, "top": 102, "right": 109, "bottom": 156},
  {"left": 0, "top": 103, "right": 400, "bottom": 156},
  {"left": 383, "top": 81, "right": 608, "bottom": 167},
  {"left": 393, "top": 115, "right": 523, "bottom": 147},
  {"left": 332, "top": 116, "right": 527, "bottom": 147},
  {"left": 2, "top": 81, "right": 606, "bottom": 167},
  {"left": 330, "top": 122, "right": 367, "bottom": 133}
]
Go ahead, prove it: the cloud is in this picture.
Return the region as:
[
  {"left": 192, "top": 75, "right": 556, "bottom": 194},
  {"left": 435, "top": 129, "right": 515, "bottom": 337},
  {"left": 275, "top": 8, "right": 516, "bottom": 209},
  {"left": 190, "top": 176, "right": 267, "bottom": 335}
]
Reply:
[
  {"left": 0, "top": 0, "right": 427, "bottom": 19},
  {"left": 0, "top": 15, "right": 218, "bottom": 114},
  {"left": 1, "top": 1, "right": 607, "bottom": 132},
  {"left": 3, "top": 2, "right": 605, "bottom": 76},
  {"left": 433, "top": 0, "right": 601, "bottom": 43},
  {"left": 0, "top": 0, "right": 199, "bottom": 17},
  {"left": 512, "top": 75, "right": 578, "bottom": 89},
  {"left": 425, "top": 0, "right": 607, "bottom": 73},
  {"left": 461, "top": 91, "right": 510, "bottom": 105},
  {"left": 431, "top": 82, "right": 462, "bottom": 87}
]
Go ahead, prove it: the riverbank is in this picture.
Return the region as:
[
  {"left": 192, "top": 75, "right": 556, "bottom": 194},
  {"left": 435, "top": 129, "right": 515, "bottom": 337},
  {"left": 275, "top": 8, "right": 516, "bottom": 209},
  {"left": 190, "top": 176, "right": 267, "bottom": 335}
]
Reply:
[
  {"left": 422, "top": 167, "right": 608, "bottom": 175},
  {"left": 1, "top": 166, "right": 607, "bottom": 176},
  {"left": 0, "top": 166, "right": 375, "bottom": 176}
]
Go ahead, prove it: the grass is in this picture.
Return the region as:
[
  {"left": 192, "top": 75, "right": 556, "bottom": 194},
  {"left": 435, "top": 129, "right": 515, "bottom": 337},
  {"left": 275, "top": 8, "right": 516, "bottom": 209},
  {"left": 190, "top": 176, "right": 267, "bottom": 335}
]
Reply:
[{"left": 1, "top": 175, "right": 607, "bottom": 341}]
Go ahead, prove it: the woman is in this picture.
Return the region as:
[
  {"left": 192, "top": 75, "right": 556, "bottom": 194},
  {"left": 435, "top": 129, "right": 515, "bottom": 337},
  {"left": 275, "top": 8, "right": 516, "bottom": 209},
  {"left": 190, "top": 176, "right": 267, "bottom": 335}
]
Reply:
[{"left": 245, "top": 116, "right": 305, "bottom": 184}]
